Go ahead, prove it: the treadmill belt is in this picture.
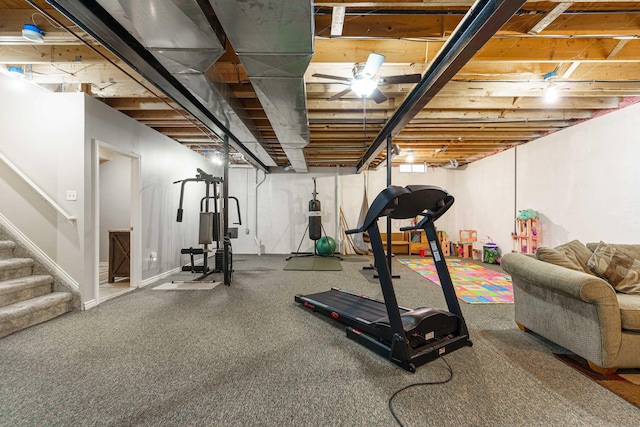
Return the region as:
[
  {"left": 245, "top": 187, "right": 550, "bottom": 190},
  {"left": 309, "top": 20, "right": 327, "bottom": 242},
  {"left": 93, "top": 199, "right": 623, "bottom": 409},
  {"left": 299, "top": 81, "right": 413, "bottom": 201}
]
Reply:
[{"left": 302, "top": 289, "right": 409, "bottom": 322}]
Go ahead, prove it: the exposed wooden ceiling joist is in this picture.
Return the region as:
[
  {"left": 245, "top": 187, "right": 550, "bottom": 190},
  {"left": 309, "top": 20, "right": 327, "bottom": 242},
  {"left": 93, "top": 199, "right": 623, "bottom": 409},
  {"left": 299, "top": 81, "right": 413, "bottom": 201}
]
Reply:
[{"left": 2, "top": 0, "right": 640, "bottom": 170}]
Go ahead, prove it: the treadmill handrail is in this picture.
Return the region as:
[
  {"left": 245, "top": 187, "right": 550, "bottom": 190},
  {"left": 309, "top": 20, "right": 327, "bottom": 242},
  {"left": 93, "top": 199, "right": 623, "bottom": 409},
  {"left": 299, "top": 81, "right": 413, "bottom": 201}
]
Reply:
[{"left": 345, "top": 185, "right": 454, "bottom": 234}]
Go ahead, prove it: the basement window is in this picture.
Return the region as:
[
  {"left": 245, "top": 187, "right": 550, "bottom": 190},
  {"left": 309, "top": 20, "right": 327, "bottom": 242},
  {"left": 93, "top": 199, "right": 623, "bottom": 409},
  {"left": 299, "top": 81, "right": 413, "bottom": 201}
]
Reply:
[{"left": 399, "top": 163, "right": 426, "bottom": 173}]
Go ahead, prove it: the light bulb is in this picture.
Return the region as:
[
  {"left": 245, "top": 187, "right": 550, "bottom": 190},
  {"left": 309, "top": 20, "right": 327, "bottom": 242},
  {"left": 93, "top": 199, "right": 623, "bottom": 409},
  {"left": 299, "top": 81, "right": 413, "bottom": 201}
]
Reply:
[
  {"left": 544, "top": 85, "right": 560, "bottom": 103},
  {"left": 351, "top": 78, "right": 377, "bottom": 97},
  {"left": 406, "top": 150, "right": 414, "bottom": 163}
]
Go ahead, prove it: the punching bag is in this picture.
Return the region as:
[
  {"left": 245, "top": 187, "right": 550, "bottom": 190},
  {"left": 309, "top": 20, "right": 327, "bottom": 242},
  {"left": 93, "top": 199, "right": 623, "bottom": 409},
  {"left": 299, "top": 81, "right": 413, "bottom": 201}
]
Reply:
[{"left": 308, "top": 198, "right": 322, "bottom": 241}]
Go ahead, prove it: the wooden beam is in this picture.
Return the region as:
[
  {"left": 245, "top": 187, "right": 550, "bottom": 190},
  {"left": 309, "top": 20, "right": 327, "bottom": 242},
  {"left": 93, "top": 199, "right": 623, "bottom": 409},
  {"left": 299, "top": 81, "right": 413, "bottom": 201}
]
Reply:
[
  {"left": 312, "top": 39, "right": 429, "bottom": 63},
  {"left": 104, "top": 97, "right": 178, "bottom": 110},
  {"left": 457, "top": 62, "right": 640, "bottom": 81},
  {"left": 316, "top": 10, "right": 640, "bottom": 39},
  {"left": 608, "top": 39, "right": 631, "bottom": 59},
  {"left": 0, "top": 44, "right": 119, "bottom": 64},
  {"left": 310, "top": 130, "right": 541, "bottom": 140},
  {"left": 0, "top": 7, "right": 82, "bottom": 37},
  {"left": 122, "top": 110, "right": 191, "bottom": 120},
  {"left": 313, "top": 1, "right": 637, "bottom": 7},
  {"left": 330, "top": 6, "right": 346, "bottom": 36},
  {"left": 312, "top": 38, "right": 640, "bottom": 64},
  {"left": 306, "top": 96, "right": 620, "bottom": 110},
  {"left": 307, "top": 81, "right": 640, "bottom": 98},
  {"left": 528, "top": 2, "right": 571, "bottom": 35}
]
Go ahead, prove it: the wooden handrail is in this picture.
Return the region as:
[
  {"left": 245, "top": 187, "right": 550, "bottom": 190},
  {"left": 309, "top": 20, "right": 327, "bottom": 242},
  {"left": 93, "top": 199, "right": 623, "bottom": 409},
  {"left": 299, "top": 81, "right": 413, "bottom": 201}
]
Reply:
[{"left": 0, "top": 151, "right": 77, "bottom": 223}]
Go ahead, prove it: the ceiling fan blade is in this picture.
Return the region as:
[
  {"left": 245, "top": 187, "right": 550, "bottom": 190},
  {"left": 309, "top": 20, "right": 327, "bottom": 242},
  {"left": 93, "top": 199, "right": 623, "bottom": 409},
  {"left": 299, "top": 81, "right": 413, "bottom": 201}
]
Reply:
[
  {"left": 329, "top": 87, "right": 353, "bottom": 101},
  {"left": 312, "top": 73, "right": 352, "bottom": 83},
  {"left": 370, "top": 88, "right": 388, "bottom": 104},
  {"left": 362, "top": 52, "right": 386, "bottom": 78},
  {"left": 378, "top": 73, "right": 422, "bottom": 85}
]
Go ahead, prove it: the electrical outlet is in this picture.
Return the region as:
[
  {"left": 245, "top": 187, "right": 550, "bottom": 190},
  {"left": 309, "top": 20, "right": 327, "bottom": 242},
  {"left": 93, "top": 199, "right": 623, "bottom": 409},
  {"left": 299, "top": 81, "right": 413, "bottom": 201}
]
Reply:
[{"left": 66, "top": 190, "right": 77, "bottom": 201}]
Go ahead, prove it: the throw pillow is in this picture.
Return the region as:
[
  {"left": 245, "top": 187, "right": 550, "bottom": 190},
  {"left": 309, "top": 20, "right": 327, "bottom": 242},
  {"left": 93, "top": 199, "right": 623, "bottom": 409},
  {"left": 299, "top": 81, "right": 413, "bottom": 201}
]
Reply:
[
  {"left": 536, "top": 240, "right": 595, "bottom": 275},
  {"left": 555, "top": 240, "right": 595, "bottom": 274},
  {"left": 587, "top": 241, "right": 640, "bottom": 295}
]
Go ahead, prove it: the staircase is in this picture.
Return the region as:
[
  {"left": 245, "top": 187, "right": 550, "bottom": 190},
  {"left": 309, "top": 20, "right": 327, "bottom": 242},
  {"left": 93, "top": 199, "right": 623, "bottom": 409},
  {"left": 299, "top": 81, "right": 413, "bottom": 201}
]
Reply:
[{"left": 0, "top": 240, "right": 73, "bottom": 338}]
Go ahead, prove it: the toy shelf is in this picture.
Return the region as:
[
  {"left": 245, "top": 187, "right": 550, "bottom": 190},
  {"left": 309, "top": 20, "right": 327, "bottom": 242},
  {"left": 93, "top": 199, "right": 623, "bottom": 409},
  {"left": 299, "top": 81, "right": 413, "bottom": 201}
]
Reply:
[{"left": 513, "top": 218, "right": 539, "bottom": 254}]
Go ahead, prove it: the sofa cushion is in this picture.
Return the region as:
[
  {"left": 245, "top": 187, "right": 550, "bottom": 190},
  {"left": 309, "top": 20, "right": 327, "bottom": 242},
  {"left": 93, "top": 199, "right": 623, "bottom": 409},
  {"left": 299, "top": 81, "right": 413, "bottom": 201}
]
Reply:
[
  {"left": 616, "top": 293, "right": 640, "bottom": 332},
  {"left": 587, "top": 242, "right": 640, "bottom": 260},
  {"left": 536, "top": 240, "right": 595, "bottom": 275},
  {"left": 587, "top": 241, "right": 640, "bottom": 295}
]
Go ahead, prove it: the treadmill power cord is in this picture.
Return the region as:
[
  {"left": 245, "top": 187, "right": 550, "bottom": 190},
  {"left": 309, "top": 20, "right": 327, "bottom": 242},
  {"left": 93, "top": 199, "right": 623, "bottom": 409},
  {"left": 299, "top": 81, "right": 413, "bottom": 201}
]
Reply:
[{"left": 388, "top": 356, "right": 453, "bottom": 427}]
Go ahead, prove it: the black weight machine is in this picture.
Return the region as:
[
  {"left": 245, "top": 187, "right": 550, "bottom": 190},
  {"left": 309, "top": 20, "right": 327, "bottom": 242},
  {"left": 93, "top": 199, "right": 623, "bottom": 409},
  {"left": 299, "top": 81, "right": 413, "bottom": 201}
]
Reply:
[
  {"left": 174, "top": 168, "right": 241, "bottom": 284},
  {"left": 287, "top": 177, "right": 340, "bottom": 260},
  {"left": 295, "top": 185, "right": 472, "bottom": 372}
]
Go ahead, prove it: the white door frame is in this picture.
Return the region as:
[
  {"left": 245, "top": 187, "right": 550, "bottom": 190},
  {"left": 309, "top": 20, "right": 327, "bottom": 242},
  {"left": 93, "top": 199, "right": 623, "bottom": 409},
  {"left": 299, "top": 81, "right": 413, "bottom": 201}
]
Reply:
[{"left": 91, "top": 139, "right": 141, "bottom": 304}]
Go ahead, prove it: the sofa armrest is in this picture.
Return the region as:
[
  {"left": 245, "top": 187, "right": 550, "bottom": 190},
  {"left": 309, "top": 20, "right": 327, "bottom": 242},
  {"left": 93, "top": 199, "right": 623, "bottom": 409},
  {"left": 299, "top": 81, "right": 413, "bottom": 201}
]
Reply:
[
  {"left": 502, "top": 252, "right": 616, "bottom": 304},
  {"left": 501, "top": 252, "right": 622, "bottom": 368}
]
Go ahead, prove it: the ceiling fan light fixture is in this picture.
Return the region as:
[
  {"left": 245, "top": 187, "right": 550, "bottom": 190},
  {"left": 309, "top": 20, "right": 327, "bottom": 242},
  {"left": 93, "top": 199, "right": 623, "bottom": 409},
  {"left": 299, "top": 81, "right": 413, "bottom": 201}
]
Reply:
[
  {"left": 351, "top": 78, "right": 377, "bottom": 98},
  {"left": 362, "top": 52, "right": 386, "bottom": 78}
]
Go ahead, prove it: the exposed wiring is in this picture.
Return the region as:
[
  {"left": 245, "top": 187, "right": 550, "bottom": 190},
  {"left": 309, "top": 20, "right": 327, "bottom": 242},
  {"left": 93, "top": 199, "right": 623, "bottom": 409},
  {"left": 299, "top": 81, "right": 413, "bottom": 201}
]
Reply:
[
  {"left": 31, "top": 11, "right": 75, "bottom": 30},
  {"left": 50, "top": 62, "right": 95, "bottom": 77},
  {"left": 388, "top": 356, "right": 453, "bottom": 427}
]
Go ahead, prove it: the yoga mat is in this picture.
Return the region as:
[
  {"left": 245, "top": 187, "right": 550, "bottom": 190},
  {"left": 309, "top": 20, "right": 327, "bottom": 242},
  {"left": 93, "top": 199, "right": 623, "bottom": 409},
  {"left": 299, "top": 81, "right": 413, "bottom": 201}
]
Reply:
[{"left": 399, "top": 258, "right": 513, "bottom": 304}]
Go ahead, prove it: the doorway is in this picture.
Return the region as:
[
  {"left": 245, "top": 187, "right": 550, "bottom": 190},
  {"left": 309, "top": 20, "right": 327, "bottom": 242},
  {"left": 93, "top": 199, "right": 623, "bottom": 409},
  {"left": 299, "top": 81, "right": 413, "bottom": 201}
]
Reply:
[{"left": 94, "top": 141, "right": 141, "bottom": 304}]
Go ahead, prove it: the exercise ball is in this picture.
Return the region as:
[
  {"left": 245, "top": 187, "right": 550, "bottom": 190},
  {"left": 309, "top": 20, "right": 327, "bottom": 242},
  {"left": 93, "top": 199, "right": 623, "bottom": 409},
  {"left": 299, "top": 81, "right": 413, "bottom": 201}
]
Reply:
[{"left": 316, "top": 236, "right": 336, "bottom": 256}]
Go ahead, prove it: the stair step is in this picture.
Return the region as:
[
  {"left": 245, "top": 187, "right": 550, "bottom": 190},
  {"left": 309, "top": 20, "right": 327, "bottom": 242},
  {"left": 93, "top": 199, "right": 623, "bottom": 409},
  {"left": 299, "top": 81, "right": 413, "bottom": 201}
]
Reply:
[
  {"left": 0, "top": 275, "right": 54, "bottom": 308},
  {"left": 0, "top": 292, "right": 73, "bottom": 338},
  {"left": 0, "top": 258, "right": 34, "bottom": 281},
  {"left": 0, "top": 241, "right": 16, "bottom": 260}
]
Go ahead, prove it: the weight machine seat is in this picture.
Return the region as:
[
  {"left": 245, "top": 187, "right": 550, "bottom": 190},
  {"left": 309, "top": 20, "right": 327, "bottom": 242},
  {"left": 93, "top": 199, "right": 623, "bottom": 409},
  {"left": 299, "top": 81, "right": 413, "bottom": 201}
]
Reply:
[{"left": 346, "top": 185, "right": 454, "bottom": 235}]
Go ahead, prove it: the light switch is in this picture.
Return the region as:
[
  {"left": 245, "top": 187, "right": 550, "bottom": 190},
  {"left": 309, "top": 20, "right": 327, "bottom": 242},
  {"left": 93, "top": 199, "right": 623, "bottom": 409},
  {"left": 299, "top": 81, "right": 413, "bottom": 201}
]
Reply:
[{"left": 66, "top": 190, "right": 77, "bottom": 201}]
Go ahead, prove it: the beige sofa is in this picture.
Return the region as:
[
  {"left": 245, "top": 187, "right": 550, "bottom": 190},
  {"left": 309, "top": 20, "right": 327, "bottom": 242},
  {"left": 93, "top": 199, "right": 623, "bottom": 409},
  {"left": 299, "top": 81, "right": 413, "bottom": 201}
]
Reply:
[{"left": 501, "top": 242, "right": 640, "bottom": 374}]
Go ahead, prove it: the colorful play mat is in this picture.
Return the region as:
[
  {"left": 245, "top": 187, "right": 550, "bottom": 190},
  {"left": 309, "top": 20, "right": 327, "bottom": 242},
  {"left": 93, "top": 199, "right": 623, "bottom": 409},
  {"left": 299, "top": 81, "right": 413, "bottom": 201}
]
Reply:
[{"left": 398, "top": 258, "right": 513, "bottom": 304}]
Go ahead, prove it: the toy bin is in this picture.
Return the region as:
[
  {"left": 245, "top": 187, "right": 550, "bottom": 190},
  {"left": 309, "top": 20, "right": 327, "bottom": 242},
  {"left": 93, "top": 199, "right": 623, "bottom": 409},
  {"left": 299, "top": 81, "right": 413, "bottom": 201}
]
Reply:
[{"left": 483, "top": 243, "right": 500, "bottom": 264}]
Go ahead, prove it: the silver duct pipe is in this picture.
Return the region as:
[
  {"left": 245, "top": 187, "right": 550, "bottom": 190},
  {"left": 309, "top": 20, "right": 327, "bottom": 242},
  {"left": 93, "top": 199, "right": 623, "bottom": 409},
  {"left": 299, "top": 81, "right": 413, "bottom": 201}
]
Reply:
[
  {"left": 208, "top": 0, "right": 314, "bottom": 173},
  {"left": 96, "top": 0, "right": 277, "bottom": 167}
]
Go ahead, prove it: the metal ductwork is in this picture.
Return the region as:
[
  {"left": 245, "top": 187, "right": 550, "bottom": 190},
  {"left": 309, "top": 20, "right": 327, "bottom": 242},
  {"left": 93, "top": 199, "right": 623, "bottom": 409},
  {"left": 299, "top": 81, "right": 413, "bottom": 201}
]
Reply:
[
  {"left": 93, "top": 0, "right": 276, "bottom": 168},
  {"left": 208, "top": 0, "right": 314, "bottom": 173}
]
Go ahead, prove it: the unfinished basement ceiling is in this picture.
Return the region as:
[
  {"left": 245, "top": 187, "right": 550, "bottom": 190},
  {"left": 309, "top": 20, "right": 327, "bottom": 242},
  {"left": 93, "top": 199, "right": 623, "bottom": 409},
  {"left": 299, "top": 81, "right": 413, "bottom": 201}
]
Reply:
[{"left": 1, "top": 1, "right": 639, "bottom": 172}]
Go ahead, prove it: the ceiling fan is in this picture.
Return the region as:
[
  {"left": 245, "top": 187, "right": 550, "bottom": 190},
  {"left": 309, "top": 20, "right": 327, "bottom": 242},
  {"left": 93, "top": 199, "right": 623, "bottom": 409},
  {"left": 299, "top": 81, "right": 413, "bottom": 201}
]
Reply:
[{"left": 312, "top": 52, "right": 422, "bottom": 104}]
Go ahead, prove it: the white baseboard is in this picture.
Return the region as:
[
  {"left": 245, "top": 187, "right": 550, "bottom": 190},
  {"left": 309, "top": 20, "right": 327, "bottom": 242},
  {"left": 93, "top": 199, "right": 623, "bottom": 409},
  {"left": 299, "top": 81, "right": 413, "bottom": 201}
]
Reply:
[
  {"left": 0, "top": 213, "right": 80, "bottom": 292},
  {"left": 141, "top": 266, "right": 182, "bottom": 287},
  {"left": 83, "top": 299, "right": 98, "bottom": 310}
]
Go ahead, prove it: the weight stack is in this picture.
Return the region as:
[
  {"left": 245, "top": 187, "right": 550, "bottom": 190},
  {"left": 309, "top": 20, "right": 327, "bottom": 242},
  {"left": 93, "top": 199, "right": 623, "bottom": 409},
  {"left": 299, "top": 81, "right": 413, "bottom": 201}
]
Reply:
[{"left": 215, "top": 249, "right": 224, "bottom": 273}]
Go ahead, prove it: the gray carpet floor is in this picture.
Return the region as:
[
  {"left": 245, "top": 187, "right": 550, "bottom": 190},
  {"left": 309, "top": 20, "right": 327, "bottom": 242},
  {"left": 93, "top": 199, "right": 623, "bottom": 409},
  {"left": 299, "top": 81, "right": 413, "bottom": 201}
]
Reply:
[{"left": 1, "top": 254, "right": 638, "bottom": 426}]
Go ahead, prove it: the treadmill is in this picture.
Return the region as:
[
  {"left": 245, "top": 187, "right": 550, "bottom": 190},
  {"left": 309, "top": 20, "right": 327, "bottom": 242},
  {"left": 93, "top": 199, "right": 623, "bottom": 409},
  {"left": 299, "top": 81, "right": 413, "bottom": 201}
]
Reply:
[{"left": 295, "top": 185, "right": 472, "bottom": 372}]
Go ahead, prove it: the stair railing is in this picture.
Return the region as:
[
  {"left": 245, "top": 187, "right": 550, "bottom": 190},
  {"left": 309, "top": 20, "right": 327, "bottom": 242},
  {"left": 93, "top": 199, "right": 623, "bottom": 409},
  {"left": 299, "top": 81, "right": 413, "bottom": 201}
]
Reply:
[{"left": 0, "top": 151, "right": 77, "bottom": 223}]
